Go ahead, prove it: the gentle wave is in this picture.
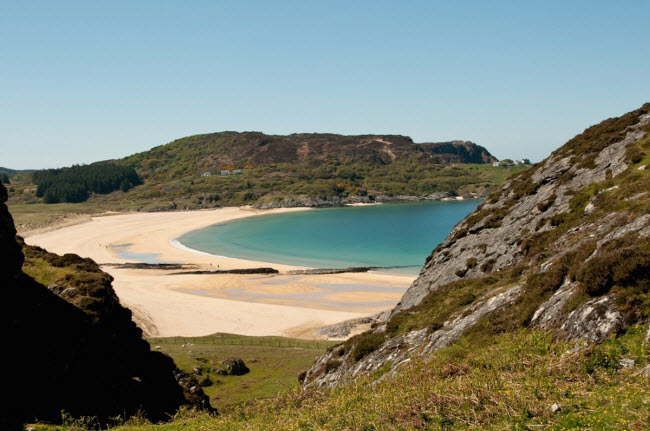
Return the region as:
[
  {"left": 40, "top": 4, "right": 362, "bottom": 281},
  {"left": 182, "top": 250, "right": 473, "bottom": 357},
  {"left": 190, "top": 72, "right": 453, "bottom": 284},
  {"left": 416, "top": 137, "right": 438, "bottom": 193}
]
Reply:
[
  {"left": 170, "top": 235, "right": 314, "bottom": 268},
  {"left": 169, "top": 237, "right": 222, "bottom": 257}
]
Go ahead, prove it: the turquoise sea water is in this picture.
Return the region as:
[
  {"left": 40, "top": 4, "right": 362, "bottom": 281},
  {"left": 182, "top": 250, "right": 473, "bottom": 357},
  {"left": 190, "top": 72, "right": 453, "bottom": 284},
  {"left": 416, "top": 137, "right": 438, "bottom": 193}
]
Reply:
[{"left": 177, "top": 201, "right": 479, "bottom": 275}]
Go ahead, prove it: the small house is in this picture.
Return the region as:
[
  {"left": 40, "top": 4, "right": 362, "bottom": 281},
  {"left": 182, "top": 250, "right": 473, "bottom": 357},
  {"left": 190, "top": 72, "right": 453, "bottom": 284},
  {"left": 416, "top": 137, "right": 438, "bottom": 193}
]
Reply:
[
  {"left": 220, "top": 170, "right": 231, "bottom": 176},
  {"left": 201, "top": 172, "right": 212, "bottom": 177},
  {"left": 232, "top": 169, "right": 243, "bottom": 175}
]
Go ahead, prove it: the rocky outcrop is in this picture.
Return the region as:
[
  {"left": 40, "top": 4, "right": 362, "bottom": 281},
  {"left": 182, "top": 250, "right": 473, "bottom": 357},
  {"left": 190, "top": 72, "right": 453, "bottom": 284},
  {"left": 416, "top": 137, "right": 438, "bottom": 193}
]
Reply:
[
  {"left": 0, "top": 183, "right": 213, "bottom": 429},
  {"left": 252, "top": 192, "right": 473, "bottom": 209},
  {"left": 305, "top": 103, "right": 650, "bottom": 389},
  {"left": 395, "top": 108, "right": 650, "bottom": 314},
  {"left": 423, "top": 284, "right": 522, "bottom": 353},
  {"left": 220, "top": 358, "right": 250, "bottom": 376}
]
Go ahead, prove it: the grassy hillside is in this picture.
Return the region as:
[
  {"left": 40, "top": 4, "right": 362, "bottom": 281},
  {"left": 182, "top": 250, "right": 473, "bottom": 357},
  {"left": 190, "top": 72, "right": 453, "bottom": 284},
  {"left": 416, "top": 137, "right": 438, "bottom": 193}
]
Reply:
[
  {"left": 7, "top": 132, "right": 529, "bottom": 218},
  {"left": 30, "top": 327, "right": 650, "bottom": 430},
  {"left": 121, "top": 133, "right": 498, "bottom": 180},
  {"left": 305, "top": 103, "right": 650, "bottom": 391},
  {"left": 7, "top": 162, "right": 527, "bottom": 232}
]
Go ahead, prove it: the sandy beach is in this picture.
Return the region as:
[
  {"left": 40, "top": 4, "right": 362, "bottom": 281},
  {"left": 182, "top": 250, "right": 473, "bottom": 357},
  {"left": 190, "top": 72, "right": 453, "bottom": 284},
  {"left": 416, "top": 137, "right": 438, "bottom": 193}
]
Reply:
[{"left": 25, "top": 207, "right": 415, "bottom": 339}]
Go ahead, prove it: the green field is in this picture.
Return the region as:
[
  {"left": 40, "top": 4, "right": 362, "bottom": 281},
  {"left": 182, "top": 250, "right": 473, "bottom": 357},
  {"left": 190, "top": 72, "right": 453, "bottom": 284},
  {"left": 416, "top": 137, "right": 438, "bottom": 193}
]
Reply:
[{"left": 146, "top": 334, "right": 335, "bottom": 412}]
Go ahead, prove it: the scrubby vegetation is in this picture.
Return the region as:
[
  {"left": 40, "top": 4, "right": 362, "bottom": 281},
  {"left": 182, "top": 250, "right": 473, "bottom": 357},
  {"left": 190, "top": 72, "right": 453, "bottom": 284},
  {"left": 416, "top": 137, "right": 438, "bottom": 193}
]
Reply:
[
  {"left": 29, "top": 327, "right": 650, "bottom": 430},
  {"left": 7, "top": 132, "right": 528, "bottom": 214},
  {"left": 21, "top": 246, "right": 121, "bottom": 322},
  {"left": 386, "top": 265, "right": 526, "bottom": 336},
  {"left": 119, "top": 158, "right": 523, "bottom": 208}
]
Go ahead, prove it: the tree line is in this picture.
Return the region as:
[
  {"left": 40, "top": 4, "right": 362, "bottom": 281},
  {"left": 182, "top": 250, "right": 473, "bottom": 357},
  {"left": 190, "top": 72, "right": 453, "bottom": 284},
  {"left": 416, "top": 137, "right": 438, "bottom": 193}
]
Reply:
[{"left": 33, "top": 163, "right": 141, "bottom": 203}]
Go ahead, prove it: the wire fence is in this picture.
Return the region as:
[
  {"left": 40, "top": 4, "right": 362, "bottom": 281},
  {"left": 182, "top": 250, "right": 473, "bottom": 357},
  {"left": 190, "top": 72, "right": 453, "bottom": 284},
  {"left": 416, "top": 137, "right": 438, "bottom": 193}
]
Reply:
[{"left": 147, "top": 336, "right": 333, "bottom": 350}]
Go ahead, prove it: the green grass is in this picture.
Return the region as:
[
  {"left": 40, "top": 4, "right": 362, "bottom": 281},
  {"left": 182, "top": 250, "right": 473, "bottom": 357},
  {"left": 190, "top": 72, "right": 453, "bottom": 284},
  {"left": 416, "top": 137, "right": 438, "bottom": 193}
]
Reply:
[
  {"left": 21, "top": 256, "right": 77, "bottom": 286},
  {"left": 8, "top": 202, "right": 105, "bottom": 232},
  {"left": 146, "top": 334, "right": 335, "bottom": 412},
  {"left": 30, "top": 326, "right": 650, "bottom": 430}
]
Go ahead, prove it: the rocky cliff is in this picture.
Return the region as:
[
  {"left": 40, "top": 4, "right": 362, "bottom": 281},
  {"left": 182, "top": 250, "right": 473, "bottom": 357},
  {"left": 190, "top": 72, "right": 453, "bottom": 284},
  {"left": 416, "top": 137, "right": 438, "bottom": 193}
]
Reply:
[
  {"left": 0, "top": 182, "right": 212, "bottom": 429},
  {"left": 304, "top": 104, "right": 650, "bottom": 388}
]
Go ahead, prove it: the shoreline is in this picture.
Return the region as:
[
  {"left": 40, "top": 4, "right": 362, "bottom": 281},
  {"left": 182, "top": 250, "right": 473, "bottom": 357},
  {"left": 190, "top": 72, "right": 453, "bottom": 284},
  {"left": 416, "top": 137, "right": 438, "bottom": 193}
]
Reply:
[{"left": 25, "top": 206, "right": 415, "bottom": 339}]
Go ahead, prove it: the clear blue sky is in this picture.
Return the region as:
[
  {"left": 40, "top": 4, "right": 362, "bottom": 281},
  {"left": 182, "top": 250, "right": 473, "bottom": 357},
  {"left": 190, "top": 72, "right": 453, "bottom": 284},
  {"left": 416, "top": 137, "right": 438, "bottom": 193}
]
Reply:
[{"left": 2, "top": 1, "right": 649, "bottom": 169}]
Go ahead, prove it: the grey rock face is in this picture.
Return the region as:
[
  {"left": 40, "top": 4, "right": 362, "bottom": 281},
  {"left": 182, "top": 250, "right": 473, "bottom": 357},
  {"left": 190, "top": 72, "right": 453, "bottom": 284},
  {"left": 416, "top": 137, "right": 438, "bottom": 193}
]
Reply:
[
  {"left": 551, "top": 403, "right": 561, "bottom": 414},
  {"left": 305, "top": 105, "right": 650, "bottom": 389},
  {"left": 306, "top": 284, "right": 522, "bottom": 388},
  {"left": 253, "top": 192, "right": 464, "bottom": 209},
  {"left": 560, "top": 295, "right": 625, "bottom": 344},
  {"left": 393, "top": 112, "right": 650, "bottom": 316},
  {"left": 424, "top": 284, "right": 522, "bottom": 353},
  {"left": 47, "top": 284, "right": 64, "bottom": 295},
  {"left": 315, "top": 316, "right": 377, "bottom": 340},
  {"left": 531, "top": 282, "right": 576, "bottom": 330},
  {"left": 619, "top": 358, "right": 635, "bottom": 369}
]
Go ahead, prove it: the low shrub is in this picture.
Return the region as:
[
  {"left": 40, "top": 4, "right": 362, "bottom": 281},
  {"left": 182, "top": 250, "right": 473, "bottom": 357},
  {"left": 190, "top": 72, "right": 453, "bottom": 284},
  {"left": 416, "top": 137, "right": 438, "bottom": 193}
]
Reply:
[
  {"left": 351, "top": 332, "right": 387, "bottom": 361},
  {"left": 576, "top": 237, "right": 650, "bottom": 297},
  {"left": 480, "top": 259, "right": 496, "bottom": 273},
  {"left": 324, "top": 360, "right": 342, "bottom": 373},
  {"left": 536, "top": 194, "right": 556, "bottom": 212}
]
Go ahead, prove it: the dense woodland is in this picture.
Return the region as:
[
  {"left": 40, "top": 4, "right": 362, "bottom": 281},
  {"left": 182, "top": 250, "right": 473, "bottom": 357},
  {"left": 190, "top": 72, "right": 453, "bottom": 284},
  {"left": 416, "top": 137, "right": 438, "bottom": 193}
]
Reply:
[{"left": 32, "top": 163, "right": 141, "bottom": 203}]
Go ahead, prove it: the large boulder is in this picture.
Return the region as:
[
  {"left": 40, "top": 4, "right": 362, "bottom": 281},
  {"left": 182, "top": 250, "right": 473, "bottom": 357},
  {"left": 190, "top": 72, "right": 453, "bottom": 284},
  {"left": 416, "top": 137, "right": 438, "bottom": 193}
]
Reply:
[{"left": 221, "top": 358, "right": 250, "bottom": 376}]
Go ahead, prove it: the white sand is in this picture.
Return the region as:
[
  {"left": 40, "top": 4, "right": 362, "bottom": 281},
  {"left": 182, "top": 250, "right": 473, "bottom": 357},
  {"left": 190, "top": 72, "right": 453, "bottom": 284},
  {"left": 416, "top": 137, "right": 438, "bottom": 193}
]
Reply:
[{"left": 25, "top": 207, "right": 415, "bottom": 339}]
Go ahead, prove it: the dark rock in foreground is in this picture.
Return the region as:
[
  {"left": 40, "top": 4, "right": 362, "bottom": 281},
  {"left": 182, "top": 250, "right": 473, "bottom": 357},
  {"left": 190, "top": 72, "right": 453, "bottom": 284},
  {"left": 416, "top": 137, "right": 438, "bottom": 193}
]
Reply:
[{"left": 0, "top": 182, "right": 214, "bottom": 428}]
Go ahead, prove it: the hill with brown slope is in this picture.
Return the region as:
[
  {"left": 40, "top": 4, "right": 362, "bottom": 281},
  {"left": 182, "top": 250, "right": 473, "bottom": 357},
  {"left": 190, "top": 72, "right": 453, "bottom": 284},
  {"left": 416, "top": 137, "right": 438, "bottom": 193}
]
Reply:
[
  {"left": 305, "top": 103, "right": 650, "bottom": 388},
  {"left": 124, "top": 132, "right": 497, "bottom": 181},
  {"left": 8, "top": 132, "right": 522, "bottom": 213}
]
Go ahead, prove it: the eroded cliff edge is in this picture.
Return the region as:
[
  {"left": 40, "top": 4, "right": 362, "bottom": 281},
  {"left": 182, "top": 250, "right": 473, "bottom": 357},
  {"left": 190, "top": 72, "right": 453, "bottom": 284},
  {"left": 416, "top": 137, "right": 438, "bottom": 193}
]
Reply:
[{"left": 305, "top": 104, "right": 650, "bottom": 388}]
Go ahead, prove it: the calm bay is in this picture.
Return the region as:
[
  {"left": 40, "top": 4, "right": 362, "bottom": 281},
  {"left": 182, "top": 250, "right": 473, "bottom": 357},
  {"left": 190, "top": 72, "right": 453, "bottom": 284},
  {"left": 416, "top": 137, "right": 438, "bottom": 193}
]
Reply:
[{"left": 177, "top": 200, "right": 479, "bottom": 275}]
